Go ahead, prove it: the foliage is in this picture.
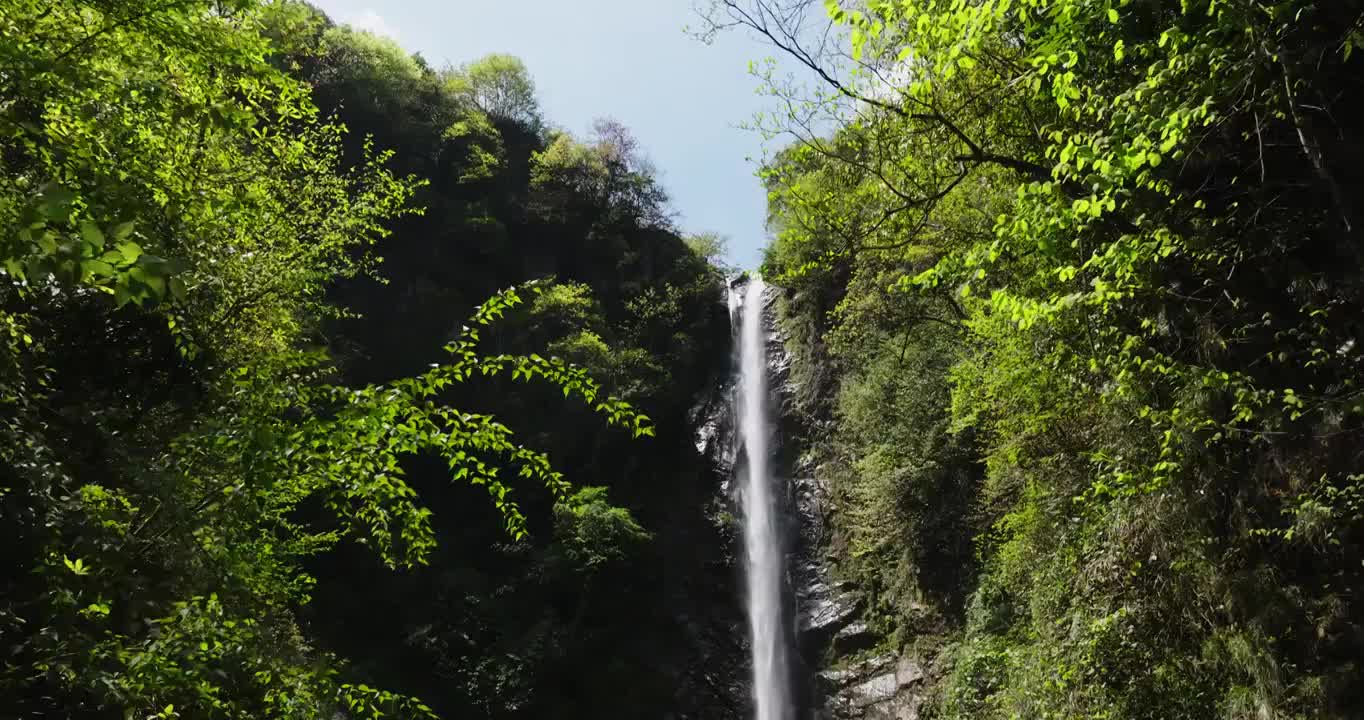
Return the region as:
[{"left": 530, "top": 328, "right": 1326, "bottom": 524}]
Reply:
[
  {"left": 444, "top": 53, "right": 543, "bottom": 131},
  {"left": 256, "top": 8, "right": 740, "bottom": 720},
  {"left": 0, "top": 2, "right": 690, "bottom": 719},
  {"left": 530, "top": 118, "right": 673, "bottom": 231},
  {"left": 685, "top": 230, "right": 735, "bottom": 271},
  {"left": 729, "top": 0, "right": 1364, "bottom": 716},
  {"left": 552, "top": 486, "right": 653, "bottom": 572}
]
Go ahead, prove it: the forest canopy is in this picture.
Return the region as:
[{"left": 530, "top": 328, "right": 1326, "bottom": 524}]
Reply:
[
  {"left": 1, "top": 2, "right": 735, "bottom": 718},
  {"left": 6, "top": 0, "right": 1364, "bottom": 719},
  {"left": 702, "top": 0, "right": 1364, "bottom": 717}
]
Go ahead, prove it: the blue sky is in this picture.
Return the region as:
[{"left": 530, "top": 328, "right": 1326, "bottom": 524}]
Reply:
[{"left": 308, "top": 0, "right": 790, "bottom": 269}]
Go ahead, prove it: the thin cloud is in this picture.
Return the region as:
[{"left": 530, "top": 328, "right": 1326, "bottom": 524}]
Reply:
[{"left": 344, "top": 8, "right": 398, "bottom": 39}]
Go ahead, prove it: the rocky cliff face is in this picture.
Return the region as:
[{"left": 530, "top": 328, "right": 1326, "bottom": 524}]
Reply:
[
  {"left": 764, "top": 284, "right": 939, "bottom": 720},
  {"left": 697, "top": 278, "right": 938, "bottom": 720},
  {"left": 790, "top": 461, "right": 937, "bottom": 720}
]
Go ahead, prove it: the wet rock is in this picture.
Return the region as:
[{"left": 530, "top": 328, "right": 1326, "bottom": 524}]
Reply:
[
  {"left": 832, "top": 621, "right": 879, "bottom": 654},
  {"left": 818, "top": 653, "right": 894, "bottom": 692},
  {"left": 818, "top": 653, "right": 930, "bottom": 720},
  {"left": 817, "top": 667, "right": 860, "bottom": 689},
  {"left": 799, "top": 593, "right": 859, "bottom": 665},
  {"left": 850, "top": 672, "right": 900, "bottom": 708},
  {"left": 861, "top": 695, "right": 923, "bottom": 720},
  {"left": 802, "top": 585, "right": 860, "bottom": 634}
]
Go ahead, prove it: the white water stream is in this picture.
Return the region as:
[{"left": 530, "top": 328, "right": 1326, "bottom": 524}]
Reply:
[{"left": 733, "top": 277, "right": 792, "bottom": 720}]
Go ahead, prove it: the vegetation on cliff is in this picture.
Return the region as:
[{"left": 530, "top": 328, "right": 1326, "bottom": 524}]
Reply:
[{"left": 711, "top": 0, "right": 1364, "bottom": 716}]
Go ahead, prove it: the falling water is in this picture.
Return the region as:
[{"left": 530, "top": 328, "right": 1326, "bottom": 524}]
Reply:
[{"left": 733, "top": 277, "right": 792, "bottom": 720}]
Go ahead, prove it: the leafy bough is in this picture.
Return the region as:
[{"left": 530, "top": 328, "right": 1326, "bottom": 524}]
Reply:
[
  {"left": 22, "top": 282, "right": 656, "bottom": 719},
  {"left": 187, "top": 280, "right": 655, "bottom": 571}
]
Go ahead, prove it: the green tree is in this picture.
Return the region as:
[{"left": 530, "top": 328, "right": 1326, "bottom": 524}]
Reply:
[
  {"left": 445, "top": 53, "right": 543, "bottom": 131},
  {"left": 728, "top": 0, "right": 1364, "bottom": 716},
  {"left": 0, "top": 3, "right": 652, "bottom": 718},
  {"left": 684, "top": 231, "right": 734, "bottom": 271}
]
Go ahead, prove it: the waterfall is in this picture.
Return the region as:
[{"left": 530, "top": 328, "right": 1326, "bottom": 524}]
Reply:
[{"left": 732, "top": 277, "right": 793, "bottom": 720}]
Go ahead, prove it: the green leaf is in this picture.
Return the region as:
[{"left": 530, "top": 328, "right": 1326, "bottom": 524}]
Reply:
[
  {"left": 114, "top": 282, "right": 135, "bottom": 307},
  {"left": 80, "top": 259, "right": 116, "bottom": 279},
  {"left": 110, "top": 221, "right": 135, "bottom": 241},
  {"left": 79, "top": 221, "right": 105, "bottom": 249},
  {"left": 116, "top": 241, "right": 142, "bottom": 263},
  {"left": 63, "top": 555, "right": 89, "bottom": 576},
  {"left": 39, "top": 187, "right": 77, "bottom": 221}
]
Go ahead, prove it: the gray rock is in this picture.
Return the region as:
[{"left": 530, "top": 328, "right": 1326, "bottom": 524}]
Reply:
[
  {"left": 895, "top": 657, "right": 925, "bottom": 686},
  {"left": 849, "top": 672, "right": 899, "bottom": 707},
  {"left": 861, "top": 653, "right": 897, "bottom": 675},
  {"left": 832, "top": 620, "right": 879, "bottom": 653},
  {"left": 818, "top": 667, "right": 860, "bottom": 688},
  {"left": 861, "top": 694, "right": 922, "bottom": 720},
  {"left": 812, "top": 595, "right": 858, "bottom": 628},
  {"left": 821, "top": 654, "right": 929, "bottom": 719},
  {"left": 818, "top": 652, "right": 895, "bottom": 694},
  {"left": 800, "top": 584, "right": 860, "bottom": 635}
]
